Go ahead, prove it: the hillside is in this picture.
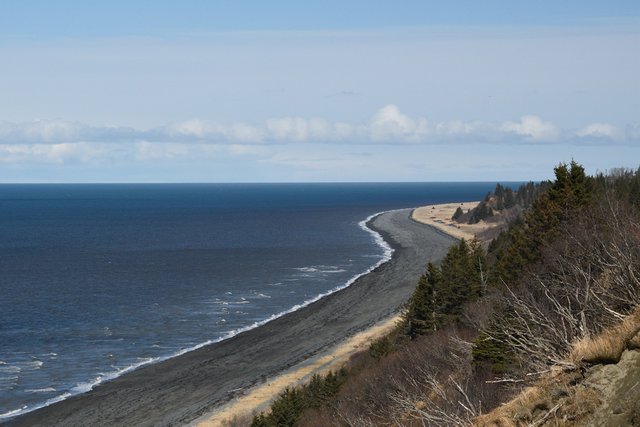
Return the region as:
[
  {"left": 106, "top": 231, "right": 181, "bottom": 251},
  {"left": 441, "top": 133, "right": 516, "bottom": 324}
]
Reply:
[{"left": 244, "top": 162, "right": 640, "bottom": 427}]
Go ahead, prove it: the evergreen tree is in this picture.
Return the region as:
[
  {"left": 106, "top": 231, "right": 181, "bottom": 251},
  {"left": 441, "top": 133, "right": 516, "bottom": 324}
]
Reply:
[
  {"left": 492, "top": 161, "right": 593, "bottom": 285},
  {"left": 503, "top": 188, "right": 516, "bottom": 209},
  {"left": 406, "top": 263, "right": 441, "bottom": 337},
  {"left": 452, "top": 206, "right": 464, "bottom": 221},
  {"left": 405, "top": 238, "right": 488, "bottom": 337},
  {"left": 468, "top": 201, "right": 493, "bottom": 224}
]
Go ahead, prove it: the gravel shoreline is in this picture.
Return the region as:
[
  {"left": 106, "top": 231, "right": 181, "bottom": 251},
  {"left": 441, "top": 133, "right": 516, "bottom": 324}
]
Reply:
[{"left": 8, "top": 208, "right": 457, "bottom": 427}]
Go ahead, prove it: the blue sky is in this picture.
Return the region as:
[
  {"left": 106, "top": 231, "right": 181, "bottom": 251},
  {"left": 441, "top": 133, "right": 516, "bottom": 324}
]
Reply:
[{"left": 0, "top": 1, "right": 639, "bottom": 182}]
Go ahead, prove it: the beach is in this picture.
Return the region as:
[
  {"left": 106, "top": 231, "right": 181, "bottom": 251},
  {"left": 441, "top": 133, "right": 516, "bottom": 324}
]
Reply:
[
  {"left": 199, "top": 201, "right": 506, "bottom": 425},
  {"left": 412, "top": 201, "right": 505, "bottom": 243},
  {"left": 195, "top": 315, "right": 402, "bottom": 426},
  {"left": 411, "top": 201, "right": 481, "bottom": 240},
  {"left": 8, "top": 208, "right": 458, "bottom": 427}
]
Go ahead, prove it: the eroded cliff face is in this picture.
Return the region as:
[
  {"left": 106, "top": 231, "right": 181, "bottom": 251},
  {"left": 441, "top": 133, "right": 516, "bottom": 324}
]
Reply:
[
  {"left": 585, "top": 349, "right": 640, "bottom": 427},
  {"left": 475, "top": 348, "right": 640, "bottom": 427}
]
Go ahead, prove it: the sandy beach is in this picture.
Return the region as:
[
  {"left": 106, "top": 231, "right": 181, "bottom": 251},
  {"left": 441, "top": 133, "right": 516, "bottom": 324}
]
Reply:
[
  {"left": 411, "top": 201, "right": 504, "bottom": 243},
  {"left": 194, "top": 315, "right": 401, "bottom": 426},
  {"left": 8, "top": 208, "right": 457, "bottom": 427},
  {"left": 411, "top": 201, "right": 481, "bottom": 240}
]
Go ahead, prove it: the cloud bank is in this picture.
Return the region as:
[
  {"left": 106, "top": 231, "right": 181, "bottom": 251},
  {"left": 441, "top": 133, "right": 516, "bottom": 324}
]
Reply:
[{"left": 1, "top": 105, "right": 636, "bottom": 148}]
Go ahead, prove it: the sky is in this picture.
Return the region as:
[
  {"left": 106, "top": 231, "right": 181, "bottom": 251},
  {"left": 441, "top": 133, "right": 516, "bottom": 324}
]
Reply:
[{"left": 0, "top": 1, "right": 639, "bottom": 182}]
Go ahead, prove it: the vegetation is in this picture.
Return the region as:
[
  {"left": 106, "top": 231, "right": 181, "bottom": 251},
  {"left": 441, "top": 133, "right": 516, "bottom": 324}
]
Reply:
[
  {"left": 451, "top": 206, "right": 464, "bottom": 221},
  {"left": 248, "top": 162, "right": 640, "bottom": 426},
  {"left": 404, "top": 239, "right": 487, "bottom": 337},
  {"left": 458, "top": 180, "right": 548, "bottom": 225},
  {"left": 251, "top": 370, "right": 347, "bottom": 427},
  {"left": 467, "top": 201, "right": 493, "bottom": 224}
]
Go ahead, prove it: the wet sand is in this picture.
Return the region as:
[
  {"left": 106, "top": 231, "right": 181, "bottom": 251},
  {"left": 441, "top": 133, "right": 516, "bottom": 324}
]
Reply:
[{"left": 8, "top": 209, "right": 457, "bottom": 427}]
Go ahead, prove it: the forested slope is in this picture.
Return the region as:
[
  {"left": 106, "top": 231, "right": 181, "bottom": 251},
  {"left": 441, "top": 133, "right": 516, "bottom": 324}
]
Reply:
[{"left": 245, "top": 162, "right": 640, "bottom": 427}]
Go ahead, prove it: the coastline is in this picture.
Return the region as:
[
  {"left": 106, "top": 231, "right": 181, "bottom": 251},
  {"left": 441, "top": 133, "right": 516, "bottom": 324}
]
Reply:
[
  {"left": 194, "top": 314, "right": 402, "bottom": 426},
  {"left": 196, "top": 203, "right": 486, "bottom": 425},
  {"left": 411, "top": 201, "right": 481, "bottom": 240},
  {"left": 0, "top": 210, "right": 394, "bottom": 423},
  {"left": 411, "top": 201, "right": 503, "bottom": 243},
  {"left": 8, "top": 208, "right": 458, "bottom": 427}
]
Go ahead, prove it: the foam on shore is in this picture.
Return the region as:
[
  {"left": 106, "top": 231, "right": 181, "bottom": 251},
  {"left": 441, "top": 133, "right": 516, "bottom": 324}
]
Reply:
[{"left": 0, "top": 209, "right": 397, "bottom": 421}]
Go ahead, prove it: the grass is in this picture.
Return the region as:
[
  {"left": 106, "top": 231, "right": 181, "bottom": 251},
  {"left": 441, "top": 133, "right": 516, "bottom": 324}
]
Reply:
[
  {"left": 474, "top": 307, "right": 640, "bottom": 426},
  {"left": 570, "top": 307, "right": 640, "bottom": 365}
]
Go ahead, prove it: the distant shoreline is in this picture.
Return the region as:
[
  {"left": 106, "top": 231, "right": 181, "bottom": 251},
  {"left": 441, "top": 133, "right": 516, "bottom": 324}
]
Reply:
[
  {"left": 9, "top": 208, "right": 458, "bottom": 427},
  {"left": 412, "top": 201, "right": 504, "bottom": 243}
]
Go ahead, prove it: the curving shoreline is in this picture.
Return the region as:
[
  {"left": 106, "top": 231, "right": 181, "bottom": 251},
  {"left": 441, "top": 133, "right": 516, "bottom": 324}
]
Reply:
[{"left": 8, "top": 208, "right": 457, "bottom": 427}]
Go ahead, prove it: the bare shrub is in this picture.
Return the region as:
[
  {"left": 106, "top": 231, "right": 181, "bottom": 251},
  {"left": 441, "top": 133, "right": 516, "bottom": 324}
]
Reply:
[
  {"left": 488, "top": 194, "right": 640, "bottom": 373},
  {"left": 301, "top": 323, "right": 512, "bottom": 426}
]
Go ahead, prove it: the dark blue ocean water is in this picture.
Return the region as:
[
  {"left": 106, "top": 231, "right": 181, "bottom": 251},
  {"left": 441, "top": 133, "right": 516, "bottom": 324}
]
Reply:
[{"left": 0, "top": 182, "right": 503, "bottom": 418}]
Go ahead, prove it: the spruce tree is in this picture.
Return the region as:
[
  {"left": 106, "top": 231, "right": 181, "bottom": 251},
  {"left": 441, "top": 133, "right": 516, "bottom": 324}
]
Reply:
[
  {"left": 406, "top": 263, "right": 441, "bottom": 336},
  {"left": 452, "top": 206, "right": 464, "bottom": 221}
]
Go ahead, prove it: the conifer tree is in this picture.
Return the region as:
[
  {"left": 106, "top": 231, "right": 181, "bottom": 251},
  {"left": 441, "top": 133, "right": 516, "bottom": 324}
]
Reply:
[
  {"left": 492, "top": 161, "right": 592, "bottom": 285},
  {"left": 452, "top": 206, "right": 464, "bottom": 221},
  {"left": 406, "top": 262, "right": 441, "bottom": 336}
]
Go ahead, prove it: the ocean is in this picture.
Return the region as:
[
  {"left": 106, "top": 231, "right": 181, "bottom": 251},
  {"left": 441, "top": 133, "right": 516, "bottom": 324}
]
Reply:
[{"left": 0, "top": 182, "right": 501, "bottom": 419}]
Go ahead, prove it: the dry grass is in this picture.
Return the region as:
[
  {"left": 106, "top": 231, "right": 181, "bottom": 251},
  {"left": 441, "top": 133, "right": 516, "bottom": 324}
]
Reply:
[
  {"left": 473, "top": 373, "right": 601, "bottom": 427},
  {"left": 570, "top": 307, "right": 640, "bottom": 365},
  {"left": 475, "top": 307, "right": 640, "bottom": 426},
  {"left": 474, "top": 386, "right": 543, "bottom": 427}
]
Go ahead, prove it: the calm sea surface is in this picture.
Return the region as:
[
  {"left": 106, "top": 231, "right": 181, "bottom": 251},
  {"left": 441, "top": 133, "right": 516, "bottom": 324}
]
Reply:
[{"left": 0, "top": 182, "right": 503, "bottom": 418}]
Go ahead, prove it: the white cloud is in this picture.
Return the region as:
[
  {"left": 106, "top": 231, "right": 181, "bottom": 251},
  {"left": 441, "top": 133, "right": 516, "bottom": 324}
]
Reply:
[
  {"left": 575, "top": 123, "right": 624, "bottom": 140},
  {"left": 0, "top": 107, "right": 637, "bottom": 164},
  {"left": 500, "top": 115, "right": 560, "bottom": 141},
  {"left": 166, "top": 119, "right": 211, "bottom": 139},
  {"left": 0, "top": 142, "right": 109, "bottom": 163},
  {"left": 369, "top": 104, "right": 425, "bottom": 141}
]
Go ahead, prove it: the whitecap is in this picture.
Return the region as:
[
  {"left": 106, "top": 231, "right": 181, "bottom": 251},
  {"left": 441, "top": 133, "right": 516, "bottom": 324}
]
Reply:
[
  {"left": 0, "top": 208, "right": 399, "bottom": 422},
  {"left": 25, "top": 387, "right": 56, "bottom": 393},
  {"left": 293, "top": 266, "right": 319, "bottom": 273},
  {"left": 0, "top": 365, "right": 21, "bottom": 374},
  {"left": 21, "top": 360, "right": 43, "bottom": 370},
  {"left": 0, "top": 405, "right": 27, "bottom": 419},
  {"left": 293, "top": 265, "right": 348, "bottom": 274}
]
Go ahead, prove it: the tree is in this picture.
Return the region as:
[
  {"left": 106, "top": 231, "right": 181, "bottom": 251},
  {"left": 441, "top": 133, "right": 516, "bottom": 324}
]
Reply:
[
  {"left": 547, "top": 160, "right": 592, "bottom": 218},
  {"left": 503, "top": 188, "right": 516, "bottom": 209},
  {"left": 468, "top": 201, "right": 493, "bottom": 224},
  {"left": 405, "top": 239, "right": 488, "bottom": 338},
  {"left": 452, "top": 206, "right": 464, "bottom": 221},
  {"left": 492, "top": 161, "right": 593, "bottom": 285},
  {"left": 406, "top": 263, "right": 441, "bottom": 337}
]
